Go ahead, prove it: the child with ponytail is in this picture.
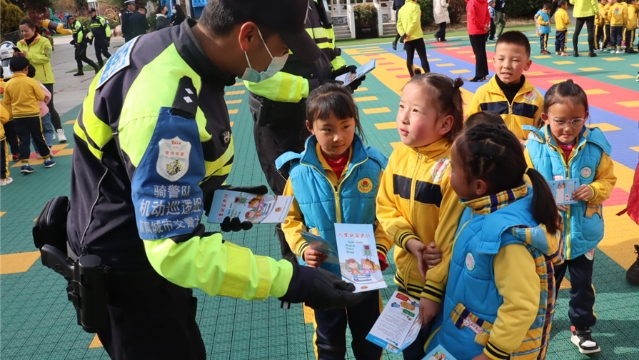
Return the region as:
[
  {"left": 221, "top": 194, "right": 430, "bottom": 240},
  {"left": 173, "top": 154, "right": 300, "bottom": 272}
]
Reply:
[{"left": 425, "top": 123, "right": 563, "bottom": 359}]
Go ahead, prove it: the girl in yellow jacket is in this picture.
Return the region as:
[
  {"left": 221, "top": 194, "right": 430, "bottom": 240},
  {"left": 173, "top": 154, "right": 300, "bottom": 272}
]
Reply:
[{"left": 376, "top": 73, "right": 466, "bottom": 359}]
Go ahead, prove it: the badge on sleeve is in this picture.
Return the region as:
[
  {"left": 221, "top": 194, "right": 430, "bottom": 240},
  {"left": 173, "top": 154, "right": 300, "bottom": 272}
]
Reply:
[
  {"left": 97, "top": 36, "right": 139, "bottom": 89},
  {"left": 157, "top": 137, "right": 191, "bottom": 181}
]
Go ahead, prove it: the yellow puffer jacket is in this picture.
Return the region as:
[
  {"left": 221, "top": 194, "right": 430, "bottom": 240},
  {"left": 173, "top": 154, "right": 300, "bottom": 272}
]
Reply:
[
  {"left": 627, "top": 4, "right": 638, "bottom": 30},
  {"left": 468, "top": 76, "right": 544, "bottom": 141},
  {"left": 397, "top": 0, "right": 424, "bottom": 42},
  {"left": 608, "top": 2, "right": 628, "bottom": 26},
  {"left": 376, "top": 138, "right": 464, "bottom": 302},
  {"left": 0, "top": 102, "right": 9, "bottom": 140},
  {"left": 17, "top": 34, "right": 55, "bottom": 85}
]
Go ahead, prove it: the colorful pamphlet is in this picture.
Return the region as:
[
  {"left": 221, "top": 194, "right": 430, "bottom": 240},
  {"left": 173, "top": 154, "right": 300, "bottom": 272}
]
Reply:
[
  {"left": 423, "top": 345, "right": 456, "bottom": 360},
  {"left": 334, "top": 223, "right": 387, "bottom": 293},
  {"left": 547, "top": 179, "right": 579, "bottom": 205},
  {"left": 206, "top": 190, "right": 293, "bottom": 224},
  {"left": 335, "top": 59, "right": 376, "bottom": 87},
  {"left": 366, "top": 291, "right": 421, "bottom": 354},
  {"left": 300, "top": 231, "right": 339, "bottom": 264}
]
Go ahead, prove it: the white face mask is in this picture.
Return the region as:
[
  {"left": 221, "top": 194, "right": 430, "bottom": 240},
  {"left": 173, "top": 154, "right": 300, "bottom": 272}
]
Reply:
[{"left": 240, "top": 28, "right": 288, "bottom": 83}]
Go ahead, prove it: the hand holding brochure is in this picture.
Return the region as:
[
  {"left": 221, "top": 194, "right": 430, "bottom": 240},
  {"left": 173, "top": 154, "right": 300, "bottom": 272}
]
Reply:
[
  {"left": 547, "top": 179, "right": 579, "bottom": 205},
  {"left": 366, "top": 291, "right": 421, "bottom": 354},
  {"left": 301, "top": 231, "right": 340, "bottom": 264},
  {"left": 335, "top": 59, "right": 376, "bottom": 87},
  {"left": 423, "top": 345, "right": 456, "bottom": 360},
  {"left": 335, "top": 223, "right": 386, "bottom": 293},
  {"left": 207, "top": 190, "right": 293, "bottom": 224}
]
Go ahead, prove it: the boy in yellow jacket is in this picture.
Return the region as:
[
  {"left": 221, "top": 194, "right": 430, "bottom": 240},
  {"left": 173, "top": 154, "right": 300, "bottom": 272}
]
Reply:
[
  {"left": 595, "top": 0, "right": 608, "bottom": 49},
  {"left": 625, "top": 0, "right": 638, "bottom": 52},
  {"left": 608, "top": 0, "right": 628, "bottom": 53},
  {"left": 555, "top": 0, "right": 571, "bottom": 55},
  {"left": 2, "top": 56, "right": 55, "bottom": 174}
]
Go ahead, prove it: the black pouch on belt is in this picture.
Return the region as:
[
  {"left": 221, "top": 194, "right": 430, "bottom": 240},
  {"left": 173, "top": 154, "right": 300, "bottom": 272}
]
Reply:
[
  {"left": 249, "top": 95, "right": 270, "bottom": 126},
  {"left": 33, "top": 196, "right": 69, "bottom": 253}
]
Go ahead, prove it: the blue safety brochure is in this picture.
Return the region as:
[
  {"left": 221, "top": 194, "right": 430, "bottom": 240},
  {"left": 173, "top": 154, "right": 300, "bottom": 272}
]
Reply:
[
  {"left": 423, "top": 345, "right": 457, "bottom": 360},
  {"left": 301, "top": 231, "right": 340, "bottom": 264},
  {"left": 335, "top": 223, "right": 386, "bottom": 293},
  {"left": 206, "top": 190, "right": 293, "bottom": 224},
  {"left": 547, "top": 179, "right": 579, "bottom": 205},
  {"left": 335, "top": 59, "right": 376, "bottom": 87},
  {"left": 366, "top": 291, "right": 421, "bottom": 354}
]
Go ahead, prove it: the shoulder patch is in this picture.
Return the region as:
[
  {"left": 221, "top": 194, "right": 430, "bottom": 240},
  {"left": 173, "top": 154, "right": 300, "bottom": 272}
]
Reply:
[{"left": 97, "top": 36, "right": 139, "bottom": 89}]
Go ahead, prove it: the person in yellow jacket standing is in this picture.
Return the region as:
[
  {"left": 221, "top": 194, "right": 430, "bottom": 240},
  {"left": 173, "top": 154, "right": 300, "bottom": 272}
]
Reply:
[
  {"left": 0, "top": 89, "right": 11, "bottom": 186},
  {"left": 16, "top": 19, "right": 66, "bottom": 143},
  {"left": 570, "top": 0, "right": 600, "bottom": 57},
  {"left": 244, "top": 0, "right": 364, "bottom": 263},
  {"left": 555, "top": 0, "right": 571, "bottom": 55},
  {"left": 624, "top": 0, "right": 637, "bottom": 52},
  {"left": 608, "top": 0, "right": 628, "bottom": 53},
  {"left": 397, "top": 0, "right": 430, "bottom": 77}
]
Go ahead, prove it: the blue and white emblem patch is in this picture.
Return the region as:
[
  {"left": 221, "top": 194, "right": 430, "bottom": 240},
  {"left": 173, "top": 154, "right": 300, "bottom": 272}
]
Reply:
[
  {"left": 157, "top": 137, "right": 191, "bottom": 182},
  {"left": 97, "top": 36, "right": 139, "bottom": 89}
]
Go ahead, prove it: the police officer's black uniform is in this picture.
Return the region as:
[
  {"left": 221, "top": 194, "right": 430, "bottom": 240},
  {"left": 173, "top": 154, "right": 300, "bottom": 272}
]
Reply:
[
  {"left": 89, "top": 12, "right": 111, "bottom": 68},
  {"left": 69, "top": 19, "right": 99, "bottom": 76},
  {"left": 121, "top": 7, "right": 135, "bottom": 42},
  {"left": 129, "top": 11, "right": 150, "bottom": 38}
]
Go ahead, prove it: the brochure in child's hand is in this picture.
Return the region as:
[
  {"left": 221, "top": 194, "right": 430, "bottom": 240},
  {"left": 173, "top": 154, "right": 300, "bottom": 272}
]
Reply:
[
  {"left": 366, "top": 291, "right": 421, "bottom": 354},
  {"left": 301, "top": 231, "right": 340, "bottom": 264},
  {"left": 423, "top": 345, "right": 456, "bottom": 360},
  {"left": 335, "top": 59, "right": 376, "bottom": 87},
  {"left": 547, "top": 179, "right": 579, "bottom": 205},
  {"left": 334, "top": 223, "right": 386, "bottom": 293},
  {"left": 206, "top": 190, "right": 293, "bottom": 224}
]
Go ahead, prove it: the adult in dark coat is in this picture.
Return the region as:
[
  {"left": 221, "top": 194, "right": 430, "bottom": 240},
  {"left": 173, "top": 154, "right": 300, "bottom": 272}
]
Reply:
[{"left": 130, "top": 7, "right": 150, "bottom": 38}]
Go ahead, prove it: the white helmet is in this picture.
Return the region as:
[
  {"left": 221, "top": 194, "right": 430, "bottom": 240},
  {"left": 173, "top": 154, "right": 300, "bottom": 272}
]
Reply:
[{"left": 0, "top": 42, "right": 15, "bottom": 60}]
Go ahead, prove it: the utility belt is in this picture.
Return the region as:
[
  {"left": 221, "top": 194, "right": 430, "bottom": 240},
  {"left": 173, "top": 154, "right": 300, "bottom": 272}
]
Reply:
[{"left": 33, "top": 196, "right": 165, "bottom": 333}]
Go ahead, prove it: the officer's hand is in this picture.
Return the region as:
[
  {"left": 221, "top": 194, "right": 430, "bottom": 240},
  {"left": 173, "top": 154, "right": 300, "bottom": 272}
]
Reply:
[
  {"left": 70, "top": 39, "right": 76, "bottom": 45},
  {"left": 331, "top": 65, "right": 357, "bottom": 79},
  {"left": 347, "top": 74, "right": 365, "bottom": 93},
  {"left": 280, "top": 262, "right": 366, "bottom": 310},
  {"left": 220, "top": 216, "right": 252, "bottom": 232},
  {"left": 106, "top": 39, "right": 110, "bottom": 47}
]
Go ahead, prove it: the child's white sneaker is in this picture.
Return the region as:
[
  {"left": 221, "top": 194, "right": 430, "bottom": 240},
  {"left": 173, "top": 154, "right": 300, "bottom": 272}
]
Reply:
[
  {"left": 0, "top": 177, "right": 13, "bottom": 186},
  {"left": 571, "top": 327, "right": 600, "bottom": 354},
  {"left": 57, "top": 129, "right": 67, "bottom": 143}
]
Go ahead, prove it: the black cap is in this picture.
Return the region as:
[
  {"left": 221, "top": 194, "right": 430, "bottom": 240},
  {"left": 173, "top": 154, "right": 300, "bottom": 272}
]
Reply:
[
  {"left": 89, "top": 8, "right": 96, "bottom": 12},
  {"left": 236, "top": 0, "right": 320, "bottom": 64}
]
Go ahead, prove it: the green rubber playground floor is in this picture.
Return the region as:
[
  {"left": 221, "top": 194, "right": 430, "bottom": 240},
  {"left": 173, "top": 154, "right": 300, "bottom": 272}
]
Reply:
[{"left": 1, "top": 28, "right": 638, "bottom": 359}]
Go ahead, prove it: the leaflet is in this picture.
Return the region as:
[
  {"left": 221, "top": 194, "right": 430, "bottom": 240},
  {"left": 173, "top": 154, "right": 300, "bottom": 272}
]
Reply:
[
  {"left": 547, "top": 179, "right": 579, "bottom": 205},
  {"left": 301, "top": 231, "right": 339, "bottom": 264},
  {"left": 366, "top": 291, "right": 421, "bottom": 354},
  {"left": 335, "top": 59, "right": 376, "bottom": 87},
  {"left": 334, "top": 223, "right": 387, "bottom": 293},
  {"left": 206, "top": 190, "right": 293, "bottom": 224},
  {"left": 423, "top": 345, "right": 457, "bottom": 360}
]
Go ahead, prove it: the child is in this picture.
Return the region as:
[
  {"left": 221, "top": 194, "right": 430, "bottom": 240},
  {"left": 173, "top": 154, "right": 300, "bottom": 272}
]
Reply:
[
  {"left": 397, "top": 0, "right": 431, "bottom": 77},
  {"left": 424, "top": 123, "right": 563, "bottom": 359},
  {"left": 536, "top": 3, "right": 552, "bottom": 54},
  {"left": 0, "top": 66, "right": 20, "bottom": 162},
  {"left": 276, "top": 83, "right": 392, "bottom": 360},
  {"left": 625, "top": 0, "right": 637, "bottom": 53},
  {"left": 1, "top": 56, "right": 55, "bottom": 173},
  {"left": 595, "top": 0, "right": 609, "bottom": 50},
  {"left": 0, "top": 97, "right": 11, "bottom": 185},
  {"left": 555, "top": 0, "right": 571, "bottom": 55},
  {"left": 604, "top": 0, "right": 615, "bottom": 50},
  {"left": 376, "top": 73, "right": 466, "bottom": 359},
  {"left": 27, "top": 64, "right": 54, "bottom": 154},
  {"left": 608, "top": 0, "right": 627, "bottom": 53},
  {"left": 468, "top": 31, "right": 544, "bottom": 142},
  {"left": 525, "top": 80, "right": 617, "bottom": 354},
  {"left": 465, "top": 111, "right": 505, "bottom": 128},
  {"left": 488, "top": 0, "right": 497, "bottom": 41}
]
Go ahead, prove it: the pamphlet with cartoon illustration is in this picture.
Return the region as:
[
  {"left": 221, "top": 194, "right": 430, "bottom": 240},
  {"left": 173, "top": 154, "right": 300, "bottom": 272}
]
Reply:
[
  {"left": 366, "top": 291, "right": 421, "bottom": 354},
  {"left": 334, "top": 223, "right": 386, "bottom": 293},
  {"left": 206, "top": 190, "right": 293, "bottom": 224},
  {"left": 423, "top": 345, "right": 456, "bottom": 360},
  {"left": 547, "top": 179, "right": 579, "bottom": 205},
  {"left": 301, "top": 231, "right": 339, "bottom": 264}
]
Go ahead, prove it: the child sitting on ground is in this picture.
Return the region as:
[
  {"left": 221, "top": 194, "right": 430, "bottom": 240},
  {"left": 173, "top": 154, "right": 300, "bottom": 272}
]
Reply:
[{"left": 467, "top": 31, "right": 544, "bottom": 142}]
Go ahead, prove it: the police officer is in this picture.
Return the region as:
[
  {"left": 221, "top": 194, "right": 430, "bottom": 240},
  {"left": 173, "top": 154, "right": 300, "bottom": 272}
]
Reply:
[
  {"left": 245, "top": 0, "right": 364, "bottom": 262},
  {"left": 66, "top": 0, "right": 363, "bottom": 358},
  {"left": 129, "top": 6, "right": 150, "bottom": 38},
  {"left": 88, "top": 8, "right": 111, "bottom": 69},
  {"left": 120, "top": 0, "right": 136, "bottom": 42},
  {"left": 68, "top": 15, "right": 99, "bottom": 76}
]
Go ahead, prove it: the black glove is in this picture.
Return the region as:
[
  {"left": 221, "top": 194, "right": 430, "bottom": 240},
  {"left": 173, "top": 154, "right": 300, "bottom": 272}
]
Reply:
[
  {"left": 399, "top": 34, "right": 407, "bottom": 43},
  {"left": 216, "top": 184, "right": 269, "bottom": 232},
  {"left": 332, "top": 65, "right": 364, "bottom": 93},
  {"left": 70, "top": 39, "right": 76, "bottom": 45},
  {"left": 106, "top": 39, "right": 110, "bottom": 47},
  {"left": 280, "top": 262, "right": 367, "bottom": 310}
]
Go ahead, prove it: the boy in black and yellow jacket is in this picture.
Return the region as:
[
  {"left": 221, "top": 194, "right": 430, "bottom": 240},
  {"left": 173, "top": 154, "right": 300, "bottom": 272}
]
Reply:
[
  {"left": 608, "top": 0, "right": 628, "bottom": 53},
  {"left": 2, "top": 56, "right": 55, "bottom": 173}
]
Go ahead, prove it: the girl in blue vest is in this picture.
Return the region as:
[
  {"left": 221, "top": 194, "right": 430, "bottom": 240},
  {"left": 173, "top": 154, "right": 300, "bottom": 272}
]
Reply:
[
  {"left": 276, "top": 83, "right": 392, "bottom": 359},
  {"left": 524, "top": 80, "right": 616, "bottom": 354},
  {"left": 425, "top": 123, "right": 563, "bottom": 359}
]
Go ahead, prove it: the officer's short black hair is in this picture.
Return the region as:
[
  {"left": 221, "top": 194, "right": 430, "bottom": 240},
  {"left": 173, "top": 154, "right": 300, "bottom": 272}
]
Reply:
[
  {"left": 9, "top": 56, "right": 30, "bottom": 72},
  {"left": 465, "top": 111, "right": 505, "bottom": 129},
  {"left": 199, "top": 0, "right": 265, "bottom": 37}
]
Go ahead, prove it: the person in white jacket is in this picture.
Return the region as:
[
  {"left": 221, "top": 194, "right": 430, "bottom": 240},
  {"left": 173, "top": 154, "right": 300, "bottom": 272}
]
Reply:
[{"left": 433, "top": 0, "right": 450, "bottom": 41}]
